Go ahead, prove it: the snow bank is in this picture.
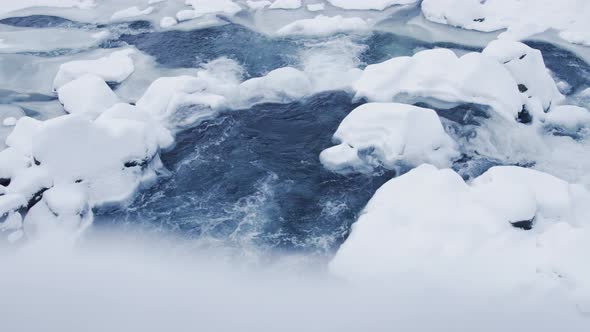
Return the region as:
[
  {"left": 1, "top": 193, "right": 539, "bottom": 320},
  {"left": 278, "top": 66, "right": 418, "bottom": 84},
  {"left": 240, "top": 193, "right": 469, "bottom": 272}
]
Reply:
[
  {"left": 320, "top": 103, "right": 459, "bottom": 173},
  {"left": 276, "top": 15, "right": 369, "bottom": 37},
  {"left": 53, "top": 49, "right": 136, "bottom": 90},
  {"left": 326, "top": 0, "right": 418, "bottom": 10},
  {"left": 330, "top": 164, "right": 590, "bottom": 307},
  {"left": 111, "top": 6, "right": 154, "bottom": 21},
  {"left": 269, "top": 0, "right": 302, "bottom": 10},
  {"left": 353, "top": 48, "right": 522, "bottom": 121},
  {"left": 421, "top": 0, "right": 590, "bottom": 46},
  {"left": 57, "top": 74, "right": 119, "bottom": 116}
]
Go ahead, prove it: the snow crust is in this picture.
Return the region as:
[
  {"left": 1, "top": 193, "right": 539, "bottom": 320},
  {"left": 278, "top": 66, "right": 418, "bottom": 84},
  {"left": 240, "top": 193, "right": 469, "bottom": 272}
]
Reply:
[
  {"left": 276, "top": 15, "right": 369, "bottom": 37},
  {"left": 330, "top": 164, "right": 590, "bottom": 307},
  {"left": 320, "top": 103, "right": 459, "bottom": 173}
]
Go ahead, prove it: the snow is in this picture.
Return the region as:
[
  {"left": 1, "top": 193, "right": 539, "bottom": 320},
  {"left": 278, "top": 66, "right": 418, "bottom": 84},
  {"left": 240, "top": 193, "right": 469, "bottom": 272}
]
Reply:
[
  {"left": 178, "top": 0, "right": 242, "bottom": 21},
  {"left": 239, "top": 67, "right": 312, "bottom": 105},
  {"left": 57, "top": 74, "right": 119, "bottom": 117},
  {"left": 320, "top": 103, "right": 459, "bottom": 173},
  {"left": 2, "top": 117, "right": 17, "bottom": 127},
  {"left": 306, "top": 3, "right": 325, "bottom": 12},
  {"left": 421, "top": 0, "right": 590, "bottom": 46},
  {"left": 326, "top": 0, "right": 418, "bottom": 10},
  {"left": 353, "top": 48, "right": 522, "bottom": 121},
  {"left": 160, "top": 16, "right": 178, "bottom": 28},
  {"left": 0, "top": 0, "right": 95, "bottom": 17},
  {"left": 330, "top": 164, "right": 590, "bottom": 307},
  {"left": 482, "top": 40, "right": 563, "bottom": 113},
  {"left": 545, "top": 105, "right": 590, "bottom": 133},
  {"left": 111, "top": 6, "right": 154, "bottom": 21},
  {"left": 276, "top": 15, "right": 369, "bottom": 37},
  {"left": 53, "top": 49, "right": 136, "bottom": 90},
  {"left": 246, "top": 1, "right": 272, "bottom": 10},
  {"left": 269, "top": 0, "right": 302, "bottom": 10}
]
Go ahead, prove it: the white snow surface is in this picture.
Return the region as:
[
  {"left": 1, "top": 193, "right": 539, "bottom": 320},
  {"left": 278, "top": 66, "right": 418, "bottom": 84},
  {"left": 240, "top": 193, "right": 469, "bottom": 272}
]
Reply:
[
  {"left": 421, "top": 0, "right": 590, "bottom": 46},
  {"left": 269, "top": 0, "right": 302, "bottom": 10},
  {"left": 353, "top": 48, "right": 523, "bottom": 121},
  {"left": 276, "top": 15, "right": 369, "bottom": 37},
  {"left": 330, "top": 164, "right": 590, "bottom": 309},
  {"left": 57, "top": 74, "right": 119, "bottom": 116},
  {"left": 320, "top": 103, "right": 459, "bottom": 173},
  {"left": 178, "top": 0, "right": 242, "bottom": 21},
  {"left": 110, "top": 6, "right": 154, "bottom": 21},
  {"left": 326, "top": 0, "right": 418, "bottom": 10},
  {"left": 53, "top": 49, "right": 136, "bottom": 90},
  {"left": 0, "top": 0, "right": 95, "bottom": 17}
]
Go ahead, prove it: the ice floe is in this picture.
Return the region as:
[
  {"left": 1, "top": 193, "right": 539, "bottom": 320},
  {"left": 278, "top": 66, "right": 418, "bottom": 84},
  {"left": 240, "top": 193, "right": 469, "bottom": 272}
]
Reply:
[
  {"left": 57, "top": 74, "right": 119, "bottom": 116},
  {"left": 111, "top": 6, "right": 154, "bottom": 22},
  {"left": 269, "top": 0, "right": 302, "bottom": 10},
  {"left": 320, "top": 103, "right": 459, "bottom": 173},
  {"left": 326, "top": 0, "right": 418, "bottom": 11}
]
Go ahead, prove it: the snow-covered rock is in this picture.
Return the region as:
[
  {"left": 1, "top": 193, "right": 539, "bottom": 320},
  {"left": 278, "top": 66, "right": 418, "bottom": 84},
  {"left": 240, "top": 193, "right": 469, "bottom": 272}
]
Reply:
[
  {"left": 57, "top": 74, "right": 119, "bottom": 117},
  {"left": 276, "top": 15, "right": 369, "bottom": 37},
  {"left": 327, "top": 0, "right": 417, "bottom": 10},
  {"left": 421, "top": 0, "right": 590, "bottom": 46},
  {"left": 269, "top": 0, "right": 302, "bottom": 10},
  {"left": 53, "top": 49, "right": 136, "bottom": 90},
  {"left": 330, "top": 164, "right": 590, "bottom": 303},
  {"left": 111, "top": 6, "right": 154, "bottom": 21},
  {"left": 320, "top": 103, "right": 459, "bottom": 173},
  {"left": 482, "top": 40, "right": 563, "bottom": 113},
  {"left": 353, "top": 48, "right": 522, "bottom": 121}
]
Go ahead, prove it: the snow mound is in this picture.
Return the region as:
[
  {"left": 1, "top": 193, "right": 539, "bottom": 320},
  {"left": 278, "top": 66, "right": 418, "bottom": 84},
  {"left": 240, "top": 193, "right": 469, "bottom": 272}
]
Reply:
[
  {"left": 246, "top": 1, "right": 271, "bottom": 10},
  {"left": 421, "top": 0, "right": 590, "bottom": 46},
  {"left": 269, "top": 0, "right": 302, "bottom": 10},
  {"left": 320, "top": 103, "right": 459, "bottom": 173},
  {"left": 545, "top": 105, "right": 590, "bottom": 134},
  {"left": 53, "top": 49, "right": 136, "bottom": 90},
  {"left": 57, "top": 74, "right": 119, "bottom": 117},
  {"left": 111, "top": 6, "right": 154, "bottom": 21},
  {"left": 327, "top": 0, "right": 418, "bottom": 10},
  {"left": 276, "top": 15, "right": 369, "bottom": 37},
  {"left": 482, "top": 40, "right": 563, "bottom": 113},
  {"left": 353, "top": 48, "right": 522, "bottom": 121},
  {"left": 330, "top": 164, "right": 590, "bottom": 305},
  {"left": 306, "top": 3, "right": 325, "bottom": 12}
]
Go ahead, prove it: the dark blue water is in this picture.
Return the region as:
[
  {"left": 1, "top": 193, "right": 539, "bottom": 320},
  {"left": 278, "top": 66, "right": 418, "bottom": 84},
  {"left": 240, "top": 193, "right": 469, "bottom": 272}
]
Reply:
[{"left": 96, "top": 92, "right": 394, "bottom": 253}]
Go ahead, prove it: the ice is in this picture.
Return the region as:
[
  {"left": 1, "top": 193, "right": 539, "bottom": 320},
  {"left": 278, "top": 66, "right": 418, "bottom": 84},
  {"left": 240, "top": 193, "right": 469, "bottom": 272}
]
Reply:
[
  {"left": 276, "top": 15, "right": 369, "bottom": 37},
  {"left": 110, "top": 6, "right": 154, "bottom": 21},
  {"left": 53, "top": 49, "right": 136, "bottom": 90},
  {"left": 179, "top": 0, "right": 242, "bottom": 21},
  {"left": 306, "top": 3, "right": 325, "bottom": 12},
  {"left": 239, "top": 67, "right": 312, "bottom": 104},
  {"left": 320, "top": 103, "right": 459, "bottom": 173},
  {"left": 326, "top": 0, "right": 418, "bottom": 10},
  {"left": 247, "top": 1, "right": 272, "bottom": 10},
  {"left": 0, "top": 0, "right": 95, "bottom": 17},
  {"left": 421, "top": 0, "right": 590, "bottom": 46},
  {"left": 160, "top": 16, "right": 178, "bottom": 28},
  {"left": 353, "top": 48, "right": 522, "bottom": 121},
  {"left": 2, "top": 117, "right": 17, "bottom": 127},
  {"left": 269, "top": 0, "right": 302, "bottom": 10},
  {"left": 57, "top": 74, "right": 119, "bottom": 116},
  {"left": 330, "top": 164, "right": 590, "bottom": 307}
]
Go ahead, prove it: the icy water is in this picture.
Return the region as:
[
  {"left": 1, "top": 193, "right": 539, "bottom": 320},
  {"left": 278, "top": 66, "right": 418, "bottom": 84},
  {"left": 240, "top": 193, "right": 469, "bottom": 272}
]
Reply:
[{"left": 3, "top": 15, "right": 590, "bottom": 254}]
